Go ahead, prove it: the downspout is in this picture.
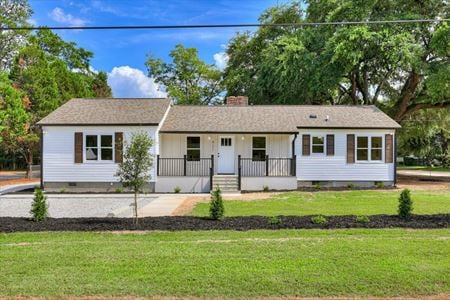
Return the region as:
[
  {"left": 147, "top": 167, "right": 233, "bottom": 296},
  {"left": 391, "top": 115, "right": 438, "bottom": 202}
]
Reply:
[
  {"left": 292, "top": 133, "right": 298, "bottom": 157},
  {"left": 292, "top": 133, "right": 298, "bottom": 177},
  {"left": 394, "top": 130, "right": 397, "bottom": 187},
  {"left": 40, "top": 126, "right": 44, "bottom": 190}
]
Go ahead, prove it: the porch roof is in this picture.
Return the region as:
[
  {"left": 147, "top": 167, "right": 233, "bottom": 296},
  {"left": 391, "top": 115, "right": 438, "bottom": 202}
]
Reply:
[{"left": 159, "top": 105, "right": 400, "bottom": 133}]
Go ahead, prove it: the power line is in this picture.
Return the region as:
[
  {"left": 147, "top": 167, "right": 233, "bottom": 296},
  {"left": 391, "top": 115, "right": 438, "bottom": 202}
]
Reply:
[{"left": 2, "top": 19, "right": 449, "bottom": 31}]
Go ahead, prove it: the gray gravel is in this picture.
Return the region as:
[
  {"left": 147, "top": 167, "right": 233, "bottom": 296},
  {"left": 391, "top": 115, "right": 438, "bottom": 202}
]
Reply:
[{"left": 0, "top": 194, "right": 157, "bottom": 218}]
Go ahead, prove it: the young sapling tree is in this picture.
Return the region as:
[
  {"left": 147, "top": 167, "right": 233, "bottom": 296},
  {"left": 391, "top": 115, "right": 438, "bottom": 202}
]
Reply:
[{"left": 116, "top": 132, "right": 153, "bottom": 225}]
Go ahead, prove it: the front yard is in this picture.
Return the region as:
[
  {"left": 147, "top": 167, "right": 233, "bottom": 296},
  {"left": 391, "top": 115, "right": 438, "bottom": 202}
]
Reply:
[
  {"left": 0, "top": 229, "right": 449, "bottom": 298},
  {"left": 191, "top": 190, "right": 450, "bottom": 217}
]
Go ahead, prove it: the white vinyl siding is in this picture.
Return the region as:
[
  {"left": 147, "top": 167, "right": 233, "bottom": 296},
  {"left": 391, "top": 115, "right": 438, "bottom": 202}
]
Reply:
[
  {"left": 42, "top": 126, "right": 158, "bottom": 182},
  {"left": 159, "top": 133, "right": 293, "bottom": 174},
  {"left": 296, "top": 129, "right": 395, "bottom": 181}
]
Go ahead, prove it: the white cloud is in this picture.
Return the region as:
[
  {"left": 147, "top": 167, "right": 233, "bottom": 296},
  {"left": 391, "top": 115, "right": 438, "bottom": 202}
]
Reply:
[
  {"left": 49, "top": 7, "right": 88, "bottom": 27},
  {"left": 107, "top": 66, "right": 166, "bottom": 98},
  {"left": 214, "top": 52, "right": 229, "bottom": 70},
  {"left": 27, "top": 18, "right": 37, "bottom": 26}
]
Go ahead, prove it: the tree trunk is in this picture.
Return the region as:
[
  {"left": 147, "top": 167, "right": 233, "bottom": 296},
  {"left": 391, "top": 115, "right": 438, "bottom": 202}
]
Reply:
[
  {"left": 394, "top": 72, "right": 420, "bottom": 122},
  {"left": 26, "top": 152, "right": 33, "bottom": 179},
  {"left": 134, "top": 190, "right": 138, "bottom": 225}
]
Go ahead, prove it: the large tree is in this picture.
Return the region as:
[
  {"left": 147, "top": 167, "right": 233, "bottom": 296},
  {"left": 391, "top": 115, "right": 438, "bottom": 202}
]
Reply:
[
  {"left": 5, "top": 29, "right": 111, "bottom": 177},
  {"left": 225, "top": 1, "right": 449, "bottom": 122},
  {"left": 146, "top": 44, "right": 223, "bottom": 105},
  {"left": 0, "top": 0, "right": 32, "bottom": 70}
]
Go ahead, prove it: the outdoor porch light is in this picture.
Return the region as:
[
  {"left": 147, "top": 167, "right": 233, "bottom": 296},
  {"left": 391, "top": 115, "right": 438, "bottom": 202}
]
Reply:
[{"left": 241, "top": 136, "right": 245, "bottom": 140}]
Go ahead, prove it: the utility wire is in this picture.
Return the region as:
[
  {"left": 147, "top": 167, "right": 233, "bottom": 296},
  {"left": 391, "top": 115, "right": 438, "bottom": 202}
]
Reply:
[{"left": 2, "top": 19, "right": 449, "bottom": 31}]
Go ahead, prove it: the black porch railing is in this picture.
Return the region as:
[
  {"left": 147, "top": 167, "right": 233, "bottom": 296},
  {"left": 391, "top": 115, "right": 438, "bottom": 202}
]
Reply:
[
  {"left": 157, "top": 155, "right": 213, "bottom": 177},
  {"left": 238, "top": 155, "right": 296, "bottom": 177}
]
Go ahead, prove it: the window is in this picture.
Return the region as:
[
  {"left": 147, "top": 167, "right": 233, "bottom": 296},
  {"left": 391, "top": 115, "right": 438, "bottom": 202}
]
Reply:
[
  {"left": 357, "top": 136, "right": 383, "bottom": 161},
  {"left": 187, "top": 136, "right": 200, "bottom": 161},
  {"left": 312, "top": 136, "right": 325, "bottom": 153},
  {"left": 252, "top": 136, "right": 266, "bottom": 161},
  {"left": 101, "top": 135, "right": 113, "bottom": 160},
  {"left": 356, "top": 136, "right": 369, "bottom": 160},
  {"left": 371, "top": 137, "right": 382, "bottom": 161},
  {"left": 85, "top": 134, "right": 113, "bottom": 161},
  {"left": 86, "top": 135, "right": 98, "bottom": 160},
  {"left": 221, "top": 137, "right": 232, "bottom": 146}
]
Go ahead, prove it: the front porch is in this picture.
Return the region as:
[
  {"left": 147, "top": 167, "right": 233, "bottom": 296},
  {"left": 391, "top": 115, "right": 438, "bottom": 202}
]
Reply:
[{"left": 155, "top": 133, "right": 298, "bottom": 193}]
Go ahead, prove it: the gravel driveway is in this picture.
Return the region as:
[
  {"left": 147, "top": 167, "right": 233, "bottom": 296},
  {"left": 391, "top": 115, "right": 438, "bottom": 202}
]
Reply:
[{"left": 0, "top": 194, "right": 157, "bottom": 218}]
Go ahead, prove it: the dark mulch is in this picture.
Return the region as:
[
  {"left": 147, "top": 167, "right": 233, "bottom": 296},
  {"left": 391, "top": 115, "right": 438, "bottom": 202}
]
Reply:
[{"left": 0, "top": 214, "right": 449, "bottom": 233}]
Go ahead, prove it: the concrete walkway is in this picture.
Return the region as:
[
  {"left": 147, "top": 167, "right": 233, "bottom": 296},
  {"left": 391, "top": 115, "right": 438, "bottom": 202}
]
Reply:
[
  {"left": 138, "top": 194, "right": 192, "bottom": 217},
  {"left": 0, "top": 182, "right": 39, "bottom": 195},
  {"left": 397, "top": 169, "right": 450, "bottom": 178},
  {"left": 0, "top": 193, "right": 191, "bottom": 218}
]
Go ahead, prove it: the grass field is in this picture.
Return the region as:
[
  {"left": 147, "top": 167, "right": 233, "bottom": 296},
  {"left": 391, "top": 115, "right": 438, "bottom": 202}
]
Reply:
[
  {"left": 191, "top": 190, "right": 450, "bottom": 217},
  {"left": 0, "top": 229, "right": 449, "bottom": 297}
]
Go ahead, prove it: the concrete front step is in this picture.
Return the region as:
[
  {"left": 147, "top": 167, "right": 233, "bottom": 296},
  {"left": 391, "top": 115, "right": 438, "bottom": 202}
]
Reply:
[{"left": 212, "top": 175, "right": 239, "bottom": 192}]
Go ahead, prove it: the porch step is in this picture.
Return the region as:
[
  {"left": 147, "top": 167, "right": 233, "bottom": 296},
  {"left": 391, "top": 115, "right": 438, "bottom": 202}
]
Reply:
[{"left": 212, "top": 175, "right": 239, "bottom": 192}]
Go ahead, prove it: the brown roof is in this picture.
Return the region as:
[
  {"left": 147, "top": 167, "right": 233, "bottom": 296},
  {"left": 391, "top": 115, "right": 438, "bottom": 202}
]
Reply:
[
  {"left": 38, "top": 98, "right": 171, "bottom": 126},
  {"left": 159, "top": 105, "right": 400, "bottom": 133}
]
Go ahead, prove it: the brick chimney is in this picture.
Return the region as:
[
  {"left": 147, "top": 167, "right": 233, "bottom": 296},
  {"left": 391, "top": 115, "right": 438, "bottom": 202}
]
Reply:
[{"left": 226, "top": 96, "right": 248, "bottom": 106}]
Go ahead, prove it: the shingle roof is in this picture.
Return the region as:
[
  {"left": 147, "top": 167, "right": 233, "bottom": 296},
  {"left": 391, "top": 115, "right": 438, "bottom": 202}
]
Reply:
[
  {"left": 159, "top": 105, "right": 400, "bottom": 133},
  {"left": 38, "top": 98, "right": 171, "bottom": 125}
]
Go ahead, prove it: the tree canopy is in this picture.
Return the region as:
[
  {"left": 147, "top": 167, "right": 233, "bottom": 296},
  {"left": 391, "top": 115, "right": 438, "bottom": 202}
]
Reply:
[
  {"left": 146, "top": 44, "right": 223, "bottom": 105},
  {"left": 225, "top": 0, "right": 449, "bottom": 122},
  {"left": 0, "top": 0, "right": 112, "bottom": 176}
]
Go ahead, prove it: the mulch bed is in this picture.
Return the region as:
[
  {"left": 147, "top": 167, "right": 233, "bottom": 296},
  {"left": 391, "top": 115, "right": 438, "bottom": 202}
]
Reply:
[{"left": 0, "top": 214, "right": 449, "bottom": 233}]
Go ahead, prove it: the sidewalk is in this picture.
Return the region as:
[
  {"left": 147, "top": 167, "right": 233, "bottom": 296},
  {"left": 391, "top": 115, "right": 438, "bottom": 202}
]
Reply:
[{"left": 397, "top": 169, "right": 450, "bottom": 178}]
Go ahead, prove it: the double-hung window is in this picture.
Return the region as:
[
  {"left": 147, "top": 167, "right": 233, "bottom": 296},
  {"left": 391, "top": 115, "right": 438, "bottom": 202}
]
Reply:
[
  {"left": 85, "top": 134, "right": 113, "bottom": 162},
  {"left": 356, "top": 136, "right": 383, "bottom": 162},
  {"left": 187, "top": 136, "right": 200, "bottom": 161},
  {"left": 311, "top": 136, "right": 325, "bottom": 154},
  {"left": 252, "top": 136, "right": 266, "bottom": 161}
]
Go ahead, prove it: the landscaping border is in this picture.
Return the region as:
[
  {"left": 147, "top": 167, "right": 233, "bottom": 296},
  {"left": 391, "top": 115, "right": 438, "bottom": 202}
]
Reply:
[{"left": 0, "top": 214, "right": 448, "bottom": 232}]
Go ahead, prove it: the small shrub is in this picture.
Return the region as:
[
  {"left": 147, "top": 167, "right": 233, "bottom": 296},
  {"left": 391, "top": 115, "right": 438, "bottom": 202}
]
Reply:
[
  {"left": 356, "top": 215, "right": 370, "bottom": 224},
  {"left": 59, "top": 188, "right": 66, "bottom": 193},
  {"left": 263, "top": 185, "right": 269, "bottom": 192},
  {"left": 347, "top": 183, "right": 355, "bottom": 189},
  {"left": 174, "top": 186, "right": 181, "bottom": 193},
  {"left": 398, "top": 189, "right": 413, "bottom": 219},
  {"left": 115, "top": 187, "right": 123, "bottom": 193},
  {"left": 30, "top": 188, "right": 48, "bottom": 222},
  {"left": 375, "top": 181, "right": 384, "bottom": 188},
  {"left": 312, "top": 182, "right": 321, "bottom": 190},
  {"left": 311, "top": 215, "right": 327, "bottom": 224},
  {"left": 209, "top": 187, "right": 224, "bottom": 220},
  {"left": 268, "top": 216, "right": 282, "bottom": 225}
]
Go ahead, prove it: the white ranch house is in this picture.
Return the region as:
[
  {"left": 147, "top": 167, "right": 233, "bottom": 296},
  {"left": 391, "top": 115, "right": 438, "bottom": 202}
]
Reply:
[{"left": 37, "top": 96, "right": 400, "bottom": 193}]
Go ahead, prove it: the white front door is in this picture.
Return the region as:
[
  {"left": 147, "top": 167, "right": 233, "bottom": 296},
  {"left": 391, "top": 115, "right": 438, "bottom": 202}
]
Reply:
[{"left": 218, "top": 136, "right": 235, "bottom": 174}]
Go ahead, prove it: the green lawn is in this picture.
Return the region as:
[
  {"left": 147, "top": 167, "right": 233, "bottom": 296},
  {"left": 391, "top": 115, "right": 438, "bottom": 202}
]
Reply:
[
  {"left": 398, "top": 165, "right": 450, "bottom": 172},
  {"left": 191, "top": 190, "right": 450, "bottom": 217},
  {"left": 0, "top": 229, "right": 449, "bottom": 297}
]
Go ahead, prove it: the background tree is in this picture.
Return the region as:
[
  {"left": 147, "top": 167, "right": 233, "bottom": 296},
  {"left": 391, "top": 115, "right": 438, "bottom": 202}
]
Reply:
[
  {"left": 116, "top": 132, "right": 153, "bottom": 225},
  {"left": 0, "top": 0, "right": 32, "bottom": 70},
  {"left": 225, "top": 1, "right": 449, "bottom": 121},
  {"left": 398, "top": 108, "right": 449, "bottom": 166},
  {"left": 4, "top": 29, "right": 111, "bottom": 177},
  {"left": 0, "top": 72, "right": 29, "bottom": 146},
  {"left": 146, "top": 44, "right": 223, "bottom": 105}
]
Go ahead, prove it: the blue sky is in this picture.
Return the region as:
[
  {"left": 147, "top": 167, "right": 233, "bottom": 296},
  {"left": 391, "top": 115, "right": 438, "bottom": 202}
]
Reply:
[{"left": 28, "top": 0, "right": 283, "bottom": 97}]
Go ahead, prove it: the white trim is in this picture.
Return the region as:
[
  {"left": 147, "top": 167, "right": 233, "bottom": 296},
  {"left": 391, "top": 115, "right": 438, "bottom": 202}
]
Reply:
[
  {"left": 311, "top": 135, "right": 326, "bottom": 155},
  {"left": 218, "top": 135, "right": 235, "bottom": 173},
  {"left": 251, "top": 135, "right": 267, "bottom": 160},
  {"left": 355, "top": 134, "right": 384, "bottom": 163},
  {"left": 83, "top": 133, "right": 115, "bottom": 164},
  {"left": 186, "top": 135, "right": 201, "bottom": 161}
]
